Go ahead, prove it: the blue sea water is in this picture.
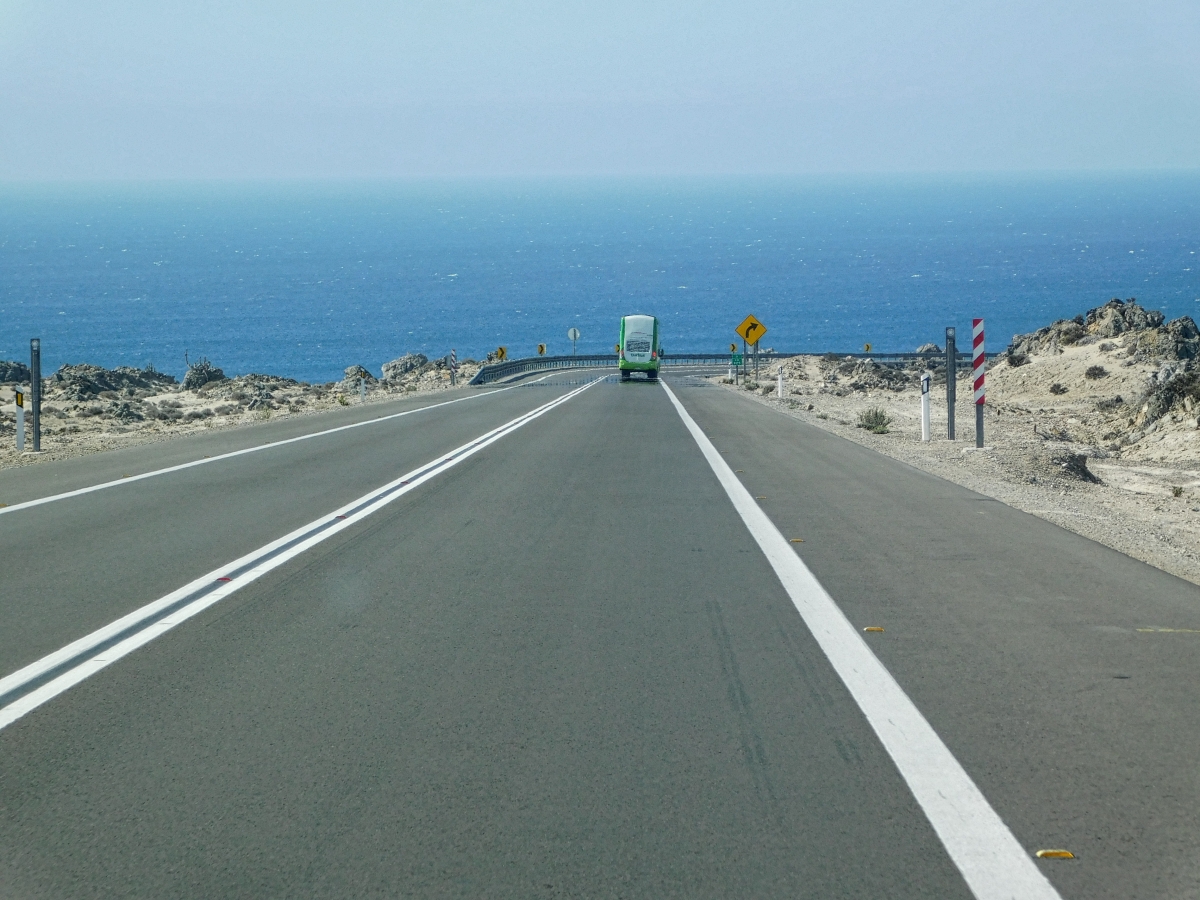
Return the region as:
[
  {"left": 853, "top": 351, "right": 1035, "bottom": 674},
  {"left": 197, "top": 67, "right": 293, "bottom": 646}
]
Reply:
[{"left": 2, "top": 175, "right": 1198, "bottom": 384}]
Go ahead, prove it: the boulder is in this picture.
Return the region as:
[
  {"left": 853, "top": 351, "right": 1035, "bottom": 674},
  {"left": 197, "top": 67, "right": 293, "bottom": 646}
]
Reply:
[
  {"left": 342, "top": 365, "right": 377, "bottom": 384},
  {"left": 0, "top": 360, "right": 31, "bottom": 383},
  {"left": 382, "top": 353, "right": 427, "bottom": 383},
  {"left": 183, "top": 357, "right": 225, "bottom": 391}
]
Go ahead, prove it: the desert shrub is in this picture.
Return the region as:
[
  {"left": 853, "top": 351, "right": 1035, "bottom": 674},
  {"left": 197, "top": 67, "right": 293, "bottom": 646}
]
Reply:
[
  {"left": 1084, "top": 365, "right": 1108, "bottom": 380},
  {"left": 1096, "top": 396, "right": 1124, "bottom": 412},
  {"left": 1006, "top": 348, "right": 1029, "bottom": 367},
  {"left": 1172, "top": 486, "right": 1184, "bottom": 497},
  {"left": 857, "top": 407, "right": 892, "bottom": 433},
  {"left": 1049, "top": 383, "right": 1068, "bottom": 395}
]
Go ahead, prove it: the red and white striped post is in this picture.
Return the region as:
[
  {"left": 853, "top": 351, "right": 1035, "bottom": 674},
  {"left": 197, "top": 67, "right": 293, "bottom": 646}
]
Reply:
[{"left": 972, "top": 318, "right": 986, "bottom": 448}]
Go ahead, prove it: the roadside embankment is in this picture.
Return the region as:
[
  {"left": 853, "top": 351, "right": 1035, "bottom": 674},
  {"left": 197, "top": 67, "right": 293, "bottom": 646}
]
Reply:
[
  {"left": 716, "top": 298, "right": 1200, "bottom": 585},
  {"left": 0, "top": 354, "right": 482, "bottom": 469}
]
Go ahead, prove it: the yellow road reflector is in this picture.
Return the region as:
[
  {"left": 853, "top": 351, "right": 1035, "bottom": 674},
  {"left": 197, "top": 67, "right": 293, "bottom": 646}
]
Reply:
[
  {"left": 863, "top": 626, "right": 884, "bottom": 633},
  {"left": 0, "top": 503, "right": 6, "bottom": 508},
  {"left": 1035, "top": 849, "right": 1074, "bottom": 859},
  {"left": 1138, "top": 627, "right": 1200, "bottom": 633},
  {"left": 735, "top": 469, "right": 744, "bottom": 473},
  {"left": 790, "top": 538, "right": 804, "bottom": 543},
  {"left": 122, "top": 474, "right": 131, "bottom": 478},
  {"left": 756, "top": 496, "right": 767, "bottom": 500}
]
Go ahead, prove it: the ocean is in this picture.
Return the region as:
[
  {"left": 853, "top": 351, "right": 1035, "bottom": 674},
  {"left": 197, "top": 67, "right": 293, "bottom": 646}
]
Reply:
[{"left": 2, "top": 175, "right": 1198, "bottom": 384}]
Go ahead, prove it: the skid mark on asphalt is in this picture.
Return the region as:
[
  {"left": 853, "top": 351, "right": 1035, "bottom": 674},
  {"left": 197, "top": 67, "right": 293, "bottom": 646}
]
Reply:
[
  {"left": 769, "top": 610, "right": 838, "bottom": 711},
  {"left": 704, "top": 599, "right": 780, "bottom": 825}
]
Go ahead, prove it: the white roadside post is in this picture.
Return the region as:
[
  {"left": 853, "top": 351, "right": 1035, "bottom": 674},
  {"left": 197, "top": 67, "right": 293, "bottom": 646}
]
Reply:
[
  {"left": 15, "top": 390, "right": 25, "bottom": 452},
  {"left": 359, "top": 377, "right": 365, "bottom": 404},
  {"left": 920, "top": 371, "right": 931, "bottom": 442},
  {"left": 449, "top": 349, "right": 458, "bottom": 386},
  {"left": 777, "top": 365, "right": 784, "bottom": 400}
]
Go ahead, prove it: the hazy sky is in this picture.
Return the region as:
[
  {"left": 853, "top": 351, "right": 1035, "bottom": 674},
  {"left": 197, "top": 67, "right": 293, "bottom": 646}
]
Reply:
[{"left": 2, "top": 1, "right": 1198, "bottom": 179}]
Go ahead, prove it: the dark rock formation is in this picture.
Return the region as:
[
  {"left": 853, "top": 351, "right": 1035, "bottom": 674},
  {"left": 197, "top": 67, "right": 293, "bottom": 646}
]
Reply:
[
  {"left": 51, "top": 364, "right": 177, "bottom": 400},
  {"left": 381, "top": 354, "right": 427, "bottom": 383},
  {"left": 183, "top": 357, "right": 225, "bottom": 391},
  {"left": 0, "top": 360, "right": 31, "bottom": 383}
]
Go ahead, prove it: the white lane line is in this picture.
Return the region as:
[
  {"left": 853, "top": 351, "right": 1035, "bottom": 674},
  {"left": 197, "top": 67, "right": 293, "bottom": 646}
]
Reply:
[
  {"left": 661, "top": 381, "right": 1061, "bottom": 900},
  {"left": 0, "top": 372, "right": 568, "bottom": 517},
  {"left": 0, "top": 378, "right": 602, "bottom": 731}
]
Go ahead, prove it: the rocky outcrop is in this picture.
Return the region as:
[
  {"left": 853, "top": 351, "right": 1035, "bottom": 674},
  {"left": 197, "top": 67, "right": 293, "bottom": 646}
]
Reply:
[
  {"left": 50, "top": 364, "right": 177, "bottom": 400},
  {"left": 0, "top": 360, "right": 31, "bottom": 383},
  {"left": 1084, "top": 298, "right": 1164, "bottom": 336},
  {"left": 381, "top": 354, "right": 427, "bottom": 384},
  {"left": 343, "top": 365, "right": 377, "bottom": 383},
  {"left": 183, "top": 357, "right": 225, "bottom": 391},
  {"left": 819, "top": 356, "right": 918, "bottom": 394},
  {"left": 1008, "top": 298, "right": 1199, "bottom": 362},
  {"left": 1127, "top": 316, "right": 1200, "bottom": 362}
]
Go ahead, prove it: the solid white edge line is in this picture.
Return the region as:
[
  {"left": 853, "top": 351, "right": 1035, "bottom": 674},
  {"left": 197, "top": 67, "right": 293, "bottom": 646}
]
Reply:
[
  {"left": 660, "top": 381, "right": 1060, "bottom": 900},
  {"left": 0, "top": 377, "right": 602, "bottom": 730},
  {"left": 0, "top": 370, "right": 574, "bottom": 517}
]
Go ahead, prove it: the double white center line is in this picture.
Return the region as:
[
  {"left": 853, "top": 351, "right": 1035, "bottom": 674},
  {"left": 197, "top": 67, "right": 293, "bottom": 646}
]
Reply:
[{"left": 0, "top": 378, "right": 601, "bottom": 731}]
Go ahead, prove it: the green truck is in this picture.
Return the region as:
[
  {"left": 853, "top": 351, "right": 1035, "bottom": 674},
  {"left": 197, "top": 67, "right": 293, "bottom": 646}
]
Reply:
[{"left": 618, "top": 314, "right": 661, "bottom": 381}]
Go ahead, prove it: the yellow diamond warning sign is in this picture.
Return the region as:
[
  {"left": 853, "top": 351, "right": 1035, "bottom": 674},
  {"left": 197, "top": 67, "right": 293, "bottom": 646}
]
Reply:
[{"left": 735, "top": 314, "right": 767, "bottom": 346}]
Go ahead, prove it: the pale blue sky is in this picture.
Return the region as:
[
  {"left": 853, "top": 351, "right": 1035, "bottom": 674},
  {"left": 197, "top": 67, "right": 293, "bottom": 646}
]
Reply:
[{"left": 2, "top": 0, "right": 1198, "bottom": 179}]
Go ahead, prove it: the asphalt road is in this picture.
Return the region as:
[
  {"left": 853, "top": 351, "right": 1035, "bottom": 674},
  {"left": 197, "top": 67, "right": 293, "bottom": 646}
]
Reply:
[{"left": 1, "top": 370, "right": 1198, "bottom": 898}]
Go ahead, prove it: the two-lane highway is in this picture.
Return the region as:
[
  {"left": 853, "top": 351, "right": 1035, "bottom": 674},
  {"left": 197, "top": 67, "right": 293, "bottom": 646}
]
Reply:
[{"left": 1, "top": 371, "right": 1198, "bottom": 897}]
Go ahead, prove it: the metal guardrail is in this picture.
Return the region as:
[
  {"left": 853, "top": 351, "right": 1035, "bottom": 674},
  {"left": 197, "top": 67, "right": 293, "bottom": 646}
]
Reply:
[
  {"left": 469, "top": 355, "right": 615, "bottom": 385},
  {"left": 469, "top": 351, "right": 999, "bottom": 385}
]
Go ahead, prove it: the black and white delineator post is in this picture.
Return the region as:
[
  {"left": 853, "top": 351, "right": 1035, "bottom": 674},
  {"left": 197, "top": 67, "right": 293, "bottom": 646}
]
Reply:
[
  {"left": 449, "top": 349, "right": 458, "bottom": 386},
  {"left": 920, "top": 371, "right": 931, "bottom": 442},
  {"left": 358, "top": 377, "right": 365, "bottom": 404},
  {"left": 972, "top": 318, "right": 986, "bottom": 448},
  {"left": 15, "top": 390, "right": 25, "bottom": 452},
  {"left": 945, "top": 327, "right": 956, "bottom": 440},
  {"left": 30, "top": 338, "right": 41, "bottom": 453}
]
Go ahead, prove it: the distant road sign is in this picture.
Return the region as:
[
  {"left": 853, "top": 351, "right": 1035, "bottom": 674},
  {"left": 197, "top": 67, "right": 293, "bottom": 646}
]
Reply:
[
  {"left": 736, "top": 315, "right": 767, "bottom": 345},
  {"left": 537, "top": 343, "right": 546, "bottom": 355},
  {"left": 567, "top": 328, "right": 580, "bottom": 341},
  {"left": 729, "top": 343, "right": 737, "bottom": 353},
  {"left": 496, "top": 346, "right": 507, "bottom": 361},
  {"left": 864, "top": 343, "right": 872, "bottom": 352},
  {"left": 731, "top": 353, "right": 743, "bottom": 366}
]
